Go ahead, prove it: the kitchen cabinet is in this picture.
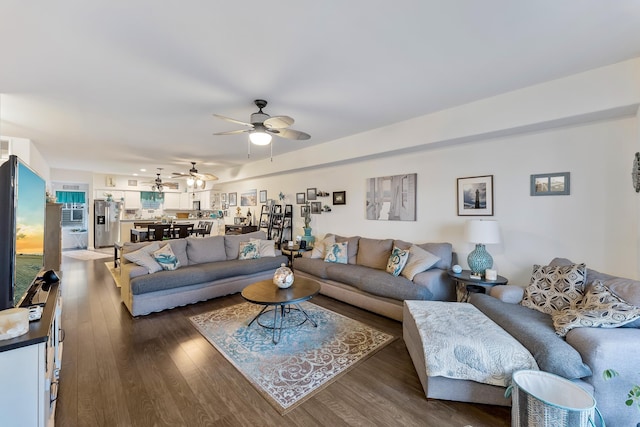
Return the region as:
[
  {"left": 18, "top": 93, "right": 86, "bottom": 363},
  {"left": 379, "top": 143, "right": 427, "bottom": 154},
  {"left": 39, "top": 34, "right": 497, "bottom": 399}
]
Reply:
[
  {"left": 180, "top": 193, "right": 192, "bottom": 209},
  {"left": 123, "top": 191, "right": 141, "bottom": 209},
  {"left": 163, "top": 192, "right": 181, "bottom": 210}
]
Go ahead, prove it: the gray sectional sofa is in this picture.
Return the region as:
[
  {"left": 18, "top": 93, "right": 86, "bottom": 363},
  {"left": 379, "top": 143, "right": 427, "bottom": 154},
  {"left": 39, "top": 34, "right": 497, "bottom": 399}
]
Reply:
[
  {"left": 404, "top": 257, "right": 640, "bottom": 427},
  {"left": 293, "top": 234, "right": 455, "bottom": 320},
  {"left": 120, "top": 230, "right": 288, "bottom": 316}
]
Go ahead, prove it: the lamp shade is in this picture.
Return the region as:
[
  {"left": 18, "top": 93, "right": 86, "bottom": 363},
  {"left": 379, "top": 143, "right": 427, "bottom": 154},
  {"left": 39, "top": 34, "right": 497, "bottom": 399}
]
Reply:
[{"left": 465, "top": 220, "right": 500, "bottom": 244}]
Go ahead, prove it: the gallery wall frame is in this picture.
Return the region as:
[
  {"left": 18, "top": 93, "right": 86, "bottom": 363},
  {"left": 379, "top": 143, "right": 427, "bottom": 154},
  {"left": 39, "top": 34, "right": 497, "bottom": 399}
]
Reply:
[
  {"left": 306, "top": 187, "right": 317, "bottom": 200},
  {"left": 333, "top": 191, "right": 346, "bottom": 205},
  {"left": 296, "top": 192, "right": 306, "bottom": 204},
  {"left": 530, "top": 172, "right": 570, "bottom": 196},
  {"left": 457, "top": 175, "right": 494, "bottom": 216},
  {"left": 310, "top": 201, "right": 322, "bottom": 214},
  {"left": 241, "top": 189, "right": 257, "bottom": 206},
  {"left": 259, "top": 190, "right": 267, "bottom": 203},
  {"left": 228, "top": 192, "right": 237, "bottom": 206}
]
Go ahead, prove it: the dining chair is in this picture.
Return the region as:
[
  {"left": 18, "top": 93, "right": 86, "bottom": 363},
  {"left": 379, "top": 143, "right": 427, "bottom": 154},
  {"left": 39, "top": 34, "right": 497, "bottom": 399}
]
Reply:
[{"left": 148, "top": 224, "right": 171, "bottom": 241}]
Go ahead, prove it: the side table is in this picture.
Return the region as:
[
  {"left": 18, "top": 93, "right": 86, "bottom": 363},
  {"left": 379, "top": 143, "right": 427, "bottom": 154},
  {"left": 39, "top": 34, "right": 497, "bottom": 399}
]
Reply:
[
  {"left": 447, "top": 270, "right": 508, "bottom": 302},
  {"left": 280, "top": 244, "right": 311, "bottom": 271}
]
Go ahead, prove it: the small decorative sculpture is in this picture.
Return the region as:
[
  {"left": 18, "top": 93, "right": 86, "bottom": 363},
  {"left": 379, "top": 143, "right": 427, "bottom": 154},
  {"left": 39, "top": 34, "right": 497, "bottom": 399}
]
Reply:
[{"left": 273, "top": 263, "right": 294, "bottom": 289}]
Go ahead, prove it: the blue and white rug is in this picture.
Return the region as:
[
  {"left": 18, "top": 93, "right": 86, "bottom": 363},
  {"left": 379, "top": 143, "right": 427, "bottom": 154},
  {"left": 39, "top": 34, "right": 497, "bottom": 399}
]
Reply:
[{"left": 190, "top": 302, "right": 395, "bottom": 414}]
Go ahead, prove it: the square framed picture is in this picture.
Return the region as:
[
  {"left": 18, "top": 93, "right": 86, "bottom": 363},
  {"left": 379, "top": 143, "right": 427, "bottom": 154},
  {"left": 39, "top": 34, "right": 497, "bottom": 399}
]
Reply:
[
  {"left": 306, "top": 187, "right": 317, "bottom": 200},
  {"left": 228, "top": 192, "right": 237, "bottom": 206},
  {"left": 301, "top": 205, "right": 310, "bottom": 216},
  {"left": 259, "top": 190, "right": 267, "bottom": 203},
  {"left": 310, "top": 201, "right": 322, "bottom": 214},
  {"left": 457, "top": 175, "right": 494, "bottom": 216},
  {"left": 530, "top": 172, "right": 570, "bottom": 196},
  {"left": 296, "top": 192, "right": 306, "bottom": 204},
  {"left": 333, "top": 191, "right": 346, "bottom": 205}
]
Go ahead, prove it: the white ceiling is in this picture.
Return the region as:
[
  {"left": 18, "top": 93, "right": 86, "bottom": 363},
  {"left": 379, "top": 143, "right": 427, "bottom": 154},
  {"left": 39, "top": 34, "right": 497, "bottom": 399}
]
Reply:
[{"left": 1, "top": 1, "right": 640, "bottom": 179}]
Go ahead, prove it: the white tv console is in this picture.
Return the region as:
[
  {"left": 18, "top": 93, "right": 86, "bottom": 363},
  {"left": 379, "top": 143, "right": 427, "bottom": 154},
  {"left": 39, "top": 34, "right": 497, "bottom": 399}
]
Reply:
[{"left": 0, "top": 282, "right": 63, "bottom": 427}]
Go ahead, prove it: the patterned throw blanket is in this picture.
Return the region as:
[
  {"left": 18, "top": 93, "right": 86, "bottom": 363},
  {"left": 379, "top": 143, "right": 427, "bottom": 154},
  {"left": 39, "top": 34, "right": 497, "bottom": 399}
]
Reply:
[{"left": 406, "top": 301, "right": 538, "bottom": 387}]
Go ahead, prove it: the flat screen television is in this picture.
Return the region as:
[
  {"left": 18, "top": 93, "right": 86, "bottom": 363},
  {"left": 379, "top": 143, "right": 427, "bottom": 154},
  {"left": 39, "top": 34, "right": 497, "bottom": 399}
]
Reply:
[{"left": 0, "top": 155, "right": 46, "bottom": 310}]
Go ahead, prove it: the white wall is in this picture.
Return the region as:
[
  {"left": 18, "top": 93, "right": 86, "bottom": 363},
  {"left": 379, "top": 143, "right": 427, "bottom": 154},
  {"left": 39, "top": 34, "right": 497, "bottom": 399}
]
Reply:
[{"left": 214, "top": 116, "right": 639, "bottom": 285}]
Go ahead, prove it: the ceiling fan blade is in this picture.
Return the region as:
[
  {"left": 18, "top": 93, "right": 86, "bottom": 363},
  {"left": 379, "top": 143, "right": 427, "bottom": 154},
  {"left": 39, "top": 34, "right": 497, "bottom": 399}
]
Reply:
[
  {"left": 172, "top": 172, "right": 189, "bottom": 177},
  {"left": 274, "top": 128, "right": 311, "bottom": 140},
  {"left": 213, "top": 129, "right": 251, "bottom": 136},
  {"left": 193, "top": 172, "right": 218, "bottom": 181},
  {"left": 264, "top": 115, "right": 294, "bottom": 129},
  {"left": 213, "top": 114, "right": 253, "bottom": 127}
]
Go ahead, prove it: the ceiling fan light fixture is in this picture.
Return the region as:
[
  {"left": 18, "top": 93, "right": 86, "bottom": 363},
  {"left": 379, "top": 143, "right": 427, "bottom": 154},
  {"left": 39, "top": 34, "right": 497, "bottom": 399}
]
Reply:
[
  {"left": 249, "top": 130, "right": 272, "bottom": 145},
  {"left": 186, "top": 177, "right": 195, "bottom": 186},
  {"left": 196, "top": 178, "right": 204, "bottom": 187}
]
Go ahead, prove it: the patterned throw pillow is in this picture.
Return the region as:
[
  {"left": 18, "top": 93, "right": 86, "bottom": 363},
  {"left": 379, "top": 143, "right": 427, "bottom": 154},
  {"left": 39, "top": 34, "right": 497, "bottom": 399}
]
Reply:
[
  {"left": 386, "top": 246, "right": 409, "bottom": 277},
  {"left": 238, "top": 241, "right": 260, "bottom": 260},
  {"left": 152, "top": 244, "right": 181, "bottom": 271},
  {"left": 552, "top": 281, "right": 640, "bottom": 337},
  {"left": 324, "top": 242, "right": 348, "bottom": 264},
  {"left": 520, "top": 263, "right": 586, "bottom": 314},
  {"left": 123, "top": 242, "right": 162, "bottom": 274}
]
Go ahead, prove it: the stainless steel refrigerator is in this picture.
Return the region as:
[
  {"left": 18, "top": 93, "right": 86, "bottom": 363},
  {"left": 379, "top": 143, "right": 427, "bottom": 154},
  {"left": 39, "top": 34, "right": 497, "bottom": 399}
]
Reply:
[{"left": 94, "top": 200, "right": 122, "bottom": 248}]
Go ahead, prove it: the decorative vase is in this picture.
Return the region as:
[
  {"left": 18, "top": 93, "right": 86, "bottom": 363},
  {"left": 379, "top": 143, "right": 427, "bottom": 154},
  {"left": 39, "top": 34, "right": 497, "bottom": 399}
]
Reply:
[
  {"left": 301, "top": 227, "right": 315, "bottom": 247},
  {"left": 467, "top": 243, "right": 493, "bottom": 275},
  {"left": 273, "top": 263, "right": 294, "bottom": 289}
]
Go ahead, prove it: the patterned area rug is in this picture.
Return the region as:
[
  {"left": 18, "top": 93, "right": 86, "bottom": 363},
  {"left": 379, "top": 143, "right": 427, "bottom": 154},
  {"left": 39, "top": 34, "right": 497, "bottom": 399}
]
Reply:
[
  {"left": 190, "top": 302, "right": 395, "bottom": 414},
  {"left": 104, "top": 262, "right": 122, "bottom": 288}
]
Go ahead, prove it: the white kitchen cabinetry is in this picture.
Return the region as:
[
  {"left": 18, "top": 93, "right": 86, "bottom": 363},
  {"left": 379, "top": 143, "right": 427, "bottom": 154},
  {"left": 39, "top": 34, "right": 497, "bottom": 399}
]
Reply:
[
  {"left": 0, "top": 284, "right": 63, "bottom": 427},
  {"left": 180, "top": 192, "right": 192, "bottom": 210},
  {"left": 163, "top": 192, "right": 181, "bottom": 210},
  {"left": 124, "top": 191, "right": 141, "bottom": 209}
]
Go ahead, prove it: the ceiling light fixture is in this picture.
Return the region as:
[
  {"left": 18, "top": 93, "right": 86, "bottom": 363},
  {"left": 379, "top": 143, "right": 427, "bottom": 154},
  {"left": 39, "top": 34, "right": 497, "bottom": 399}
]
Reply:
[
  {"left": 152, "top": 168, "right": 164, "bottom": 195},
  {"left": 186, "top": 177, "right": 195, "bottom": 186},
  {"left": 249, "top": 129, "right": 272, "bottom": 145}
]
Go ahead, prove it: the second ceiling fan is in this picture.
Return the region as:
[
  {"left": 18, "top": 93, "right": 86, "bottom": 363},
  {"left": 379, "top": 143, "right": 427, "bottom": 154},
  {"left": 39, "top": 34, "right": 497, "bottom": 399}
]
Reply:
[
  {"left": 213, "top": 99, "right": 311, "bottom": 145},
  {"left": 172, "top": 162, "right": 218, "bottom": 189}
]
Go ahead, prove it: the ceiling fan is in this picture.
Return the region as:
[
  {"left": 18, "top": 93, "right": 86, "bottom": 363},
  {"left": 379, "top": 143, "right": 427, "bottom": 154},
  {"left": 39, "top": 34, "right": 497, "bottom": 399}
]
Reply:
[
  {"left": 213, "top": 99, "right": 311, "bottom": 146},
  {"left": 172, "top": 162, "right": 218, "bottom": 188},
  {"left": 142, "top": 168, "right": 164, "bottom": 194}
]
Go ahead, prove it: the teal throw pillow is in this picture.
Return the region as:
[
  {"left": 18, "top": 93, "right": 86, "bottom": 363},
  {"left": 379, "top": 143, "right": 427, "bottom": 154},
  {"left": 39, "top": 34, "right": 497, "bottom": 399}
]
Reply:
[
  {"left": 153, "top": 243, "right": 180, "bottom": 271},
  {"left": 238, "top": 241, "right": 260, "bottom": 260},
  {"left": 324, "top": 242, "right": 348, "bottom": 264},
  {"left": 386, "top": 246, "right": 409, "bottom": 277}
]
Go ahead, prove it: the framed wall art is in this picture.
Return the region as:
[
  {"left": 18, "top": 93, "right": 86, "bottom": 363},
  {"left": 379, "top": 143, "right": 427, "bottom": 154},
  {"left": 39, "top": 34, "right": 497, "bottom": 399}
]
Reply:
[
  {"left": 240, "top": 189, "right": 257, "bottom": 206},
  {"left": 333, "top": 191, "right": 346, "bottom": 205},
  {"left": 457, "top": 175, "right": 494, "bottom": 216},
  {"left": 306, "top": 187, "right": 317, "bottom": 200},
  {"left": 530, "top": 172, "right": 570, "bottom": 196},
  {"left": 228, "top": 192, "right": 237, "bottom": 206},
  {"left": 296, "top": 192, "right": 306, "bottom": 204},
  {"left": 259, "top": 190, "right": 267, "bottom": 203},
  {"left": 310, "top": 201, "right": 322, "bottom": 214},
  {"left": 365, "top": 173, "right": 416, "bottom": 221}
]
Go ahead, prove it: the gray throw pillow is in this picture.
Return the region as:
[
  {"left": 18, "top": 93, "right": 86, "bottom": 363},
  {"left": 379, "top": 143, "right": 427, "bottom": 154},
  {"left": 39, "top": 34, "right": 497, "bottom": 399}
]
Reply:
[{"left": 123, "top": 242, "right": 162, "bottom": 274}]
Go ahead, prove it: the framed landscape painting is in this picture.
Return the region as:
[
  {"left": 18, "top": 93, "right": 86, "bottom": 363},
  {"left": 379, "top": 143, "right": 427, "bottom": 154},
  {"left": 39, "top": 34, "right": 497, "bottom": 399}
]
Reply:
[
  {"left": 457, "top": 175, "right": 493, "bottom": 216},
  {"left": 365, "top": 173, "right": 416, "bottom": 221}
]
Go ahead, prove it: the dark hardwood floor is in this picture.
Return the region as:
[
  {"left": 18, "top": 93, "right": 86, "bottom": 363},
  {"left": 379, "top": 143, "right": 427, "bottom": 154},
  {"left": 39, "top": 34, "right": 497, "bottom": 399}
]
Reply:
[{"left": 55, "top": 255, "right": 510, "bottom": 427}]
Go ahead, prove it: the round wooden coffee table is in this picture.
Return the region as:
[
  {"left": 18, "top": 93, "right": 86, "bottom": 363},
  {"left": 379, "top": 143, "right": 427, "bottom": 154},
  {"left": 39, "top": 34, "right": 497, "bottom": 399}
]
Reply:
[{"left": 241, "top": 276, "right": 321, "bottom": 344}]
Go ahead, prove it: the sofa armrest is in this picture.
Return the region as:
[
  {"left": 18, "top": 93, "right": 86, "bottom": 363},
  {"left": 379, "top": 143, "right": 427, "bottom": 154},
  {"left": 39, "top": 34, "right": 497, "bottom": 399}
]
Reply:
[
  {"left": 489, "top": 285, "right": 524, "bottom": 304},
  {"left": 120, "top": 263, "right": 148, "bottom": 315}
]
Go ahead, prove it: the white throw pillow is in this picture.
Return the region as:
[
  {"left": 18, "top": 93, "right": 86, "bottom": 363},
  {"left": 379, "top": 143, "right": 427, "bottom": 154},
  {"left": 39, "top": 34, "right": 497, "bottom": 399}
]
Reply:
[
  {"left": 250, "top": 238, "right": 276, "bottom": 257},
  {"left": 123, "top": 242, "right": 162, "bottom": 274},
  {"left": 310, "top": 234, "right": 336, "bottom": 259},
  {"left": 400, "top": 245, "right": 441, "bottom": 280}
]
